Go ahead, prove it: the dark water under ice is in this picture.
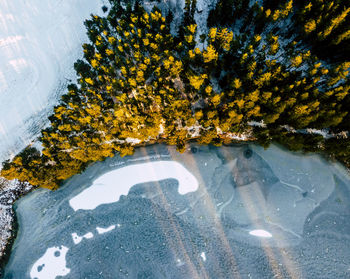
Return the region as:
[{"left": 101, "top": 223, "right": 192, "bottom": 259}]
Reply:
[{"left": 4, "top": 144, "right": 350, "bottom": 278}]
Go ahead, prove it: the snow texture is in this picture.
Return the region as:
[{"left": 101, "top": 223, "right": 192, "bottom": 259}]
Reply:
[
  {"left": 0, "top": 179, "right": 32, "bottom": 258},
  {"left": 30, "top": 246, "right": 70, "bottom": 279},
  {"left": 0, "top": 0, "right": 106, "bottom": 163}
]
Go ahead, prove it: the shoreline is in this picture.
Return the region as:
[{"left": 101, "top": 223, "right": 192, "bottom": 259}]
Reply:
[
  {"left": 4, "top": 141, "right": 350, "bottom": 278},
  {"left": 0, "top": 206, "right": 18, "bottom": 277},
  {"left": 0, "top": 181, "right": 34, "bottom": 277},
  {"left": 0, "top": 138, "right": 349, "bottom": 274},
  {"left": 0, "top": 137, "right": 251, "bottom": 271}
]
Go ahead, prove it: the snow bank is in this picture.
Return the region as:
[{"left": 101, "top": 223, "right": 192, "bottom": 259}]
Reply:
[
  {"left": 69, "top": 161, "right": 199, "bottom": 211},
  {"left": 0, "top": 0, "right": 105, "bottom": 163}
]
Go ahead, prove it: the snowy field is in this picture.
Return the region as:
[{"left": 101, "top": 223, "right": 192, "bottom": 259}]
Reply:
[{"left": 0, "top": 0, "right": 106, "bottom": 163}]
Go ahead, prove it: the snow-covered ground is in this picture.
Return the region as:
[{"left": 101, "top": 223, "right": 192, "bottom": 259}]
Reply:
[
  {"left": 0, "top": 179, "right": 32, "bottom": 259},
  {"left": 0, "top": 0, "right": 106, "bottom": 268},
  {"left": 0, "top": 0, "right": 106, "bottom": 163}
]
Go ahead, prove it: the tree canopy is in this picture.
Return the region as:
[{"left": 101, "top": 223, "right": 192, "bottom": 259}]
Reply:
[{"left": 2, "top": 0, "right": 350, "bottom": 189}]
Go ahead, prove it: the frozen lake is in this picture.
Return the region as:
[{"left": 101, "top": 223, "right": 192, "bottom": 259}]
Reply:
[
  {"left": 0, "top": 0, "right": 105, "bottom": 162},
  {"left": 4, "top": 144, "right": 350, "bottom": 278}
]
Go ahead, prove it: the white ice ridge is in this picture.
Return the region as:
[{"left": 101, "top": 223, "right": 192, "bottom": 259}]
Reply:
[
  {"left": 30, "top": 246, "right": 70, "bottom": 279},
  {"left": 71, "top": 232, "right": 93, "bottom": 245},
  {"left": 69, "top": 161, "right": 198, "bottom": 211},
  {"left": 96, "top": 225, "right": 116, "bottom": 234}
]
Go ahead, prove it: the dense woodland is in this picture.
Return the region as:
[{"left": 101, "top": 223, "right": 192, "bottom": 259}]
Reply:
[{"left": 1, "top": 0, "right": 350, "bottom": 189}]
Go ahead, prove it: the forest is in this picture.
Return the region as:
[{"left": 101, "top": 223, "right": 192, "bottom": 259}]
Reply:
[{"left": 1, "top": 0, "right": 350, "bottom": 189}]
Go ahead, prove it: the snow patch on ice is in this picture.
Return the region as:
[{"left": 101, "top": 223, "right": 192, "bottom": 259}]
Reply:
[
  {"left": 249, "top": 229, "right": 273, "bottom": 238},
  {"left": 71, "top": 232, "right": 94, "bottom": 245},
  {"left": 30, "top": 246, "right": 70, "bottom": 279},
  {"left": 69, "top": 161, "right": 199, "bottom": 211},
  {"left": 96, "top": 225, "right": 116, "bottom": 234}
]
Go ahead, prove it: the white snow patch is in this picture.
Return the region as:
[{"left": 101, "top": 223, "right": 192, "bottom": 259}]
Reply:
[
  {"left": 30, "top": 246, "right": 70, "bottom": 279},
  {"left": 187, "top": 124, "right": 202, "bottom": 138},
  {"left": 125, "top": 137, "right": 142, "bottom": 144},
  {"left": 96, "top": 225, "right": 116, "bottom": 234},
  {"left": 71, "top": 232, "right": 94, "bottom": 245},
  {"left": 305, "top": 128, "right": 331, "bottom": 139},
  {"left": 69, "top": 161, "right": 198, "bottom": 211},
  {"left": 249, "top": 229, "right": 273, "bottom": 238},
  {"left": 200, "top": 252, "right": 206, "bottom": 262},
  {"left": 226, "top": 133, "right": 248, "bottom": 141},
  {"left": 159, "top": 123, "right": 164, "bottom": 134}
]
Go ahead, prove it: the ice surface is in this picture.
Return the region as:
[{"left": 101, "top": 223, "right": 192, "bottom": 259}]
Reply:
[
  {"left": 4, "top": 144, "right": 350, "bottom": 279},
  {"left": 69, "top": 161, "right": 199, "bottom": 211}
]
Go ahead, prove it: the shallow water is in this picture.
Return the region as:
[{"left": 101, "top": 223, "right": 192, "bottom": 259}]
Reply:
[{"left": 4, "top": 144, "right": 350, "bottom": 278}]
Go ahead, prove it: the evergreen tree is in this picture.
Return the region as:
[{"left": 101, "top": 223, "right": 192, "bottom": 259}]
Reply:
[{"left": 2, "top": 0, "right": 350, "bottom": 188}]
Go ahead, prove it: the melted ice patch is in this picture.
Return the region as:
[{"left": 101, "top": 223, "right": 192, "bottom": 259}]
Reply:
[
  {"left": 30, "top": 246, "right": 70, "bottom": 279},
  {"left": 69, "top": 161, "right": 198, "bottom": 211},
  {"left": 96, "top": 225, "right": 116, "bottom": 234},
  {"left": 249, "top": 229, "right": 273, "bottom": 238}
]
